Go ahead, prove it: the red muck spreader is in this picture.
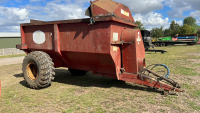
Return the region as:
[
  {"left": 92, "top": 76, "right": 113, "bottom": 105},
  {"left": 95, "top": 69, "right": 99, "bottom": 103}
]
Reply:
[{"left": 16, "top": 0, "right": 183, "bottom": 93}]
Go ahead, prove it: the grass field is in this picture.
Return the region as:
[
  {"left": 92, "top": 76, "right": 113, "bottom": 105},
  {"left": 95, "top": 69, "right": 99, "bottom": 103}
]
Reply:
[{"left": 0, "top": 45, "right": 200, "bottom": 113}]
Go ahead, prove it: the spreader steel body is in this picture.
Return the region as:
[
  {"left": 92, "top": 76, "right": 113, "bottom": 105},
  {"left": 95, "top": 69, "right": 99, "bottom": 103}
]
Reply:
[{"left": 17, "top": 0, "right": 183, "bottom": 92}]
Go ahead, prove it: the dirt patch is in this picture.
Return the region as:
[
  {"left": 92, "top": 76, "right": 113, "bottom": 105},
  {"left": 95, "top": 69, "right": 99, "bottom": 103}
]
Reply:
[
  {"left": 186, "top": 53, "right": 200, "bottom": 56},
  {"left": 73, "top": 88, "right": 91, "bottom": 96},
  {"left": 0, "top": 56, "right": 24, "bottom": 66},
  {"left": 187, "top": 59, "right": 200, "bottom": 64}
]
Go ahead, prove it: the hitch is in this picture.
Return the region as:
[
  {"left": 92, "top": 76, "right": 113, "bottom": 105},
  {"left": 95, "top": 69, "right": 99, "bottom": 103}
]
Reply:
[
  {"left": 119, "top": 64, "right": 184, "bottom": 95},
  {"left": 140, "top": 64, "right": 184, "bottom": 93}
]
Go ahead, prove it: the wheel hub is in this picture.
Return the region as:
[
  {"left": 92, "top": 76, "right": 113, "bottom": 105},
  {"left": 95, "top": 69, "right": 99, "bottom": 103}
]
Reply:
[{"left": 27, "top": 62, "right": 38, "bottom": 81}]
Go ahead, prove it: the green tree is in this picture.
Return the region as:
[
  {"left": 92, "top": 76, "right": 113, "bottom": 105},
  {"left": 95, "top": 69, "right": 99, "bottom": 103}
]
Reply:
[
  {"left": 183, "top": 17, "right": 196, "bottom": 27},
  {"left": 170, "top": 20, "right": 176, "bottom": 31},
  {"left": 163, "top": 20, "right": 180, "bottom": 37},
  {"left": 135, "top": 21, "right": 146, "bottom": 30},
  {"left": 197, "top": 29, "right": 200, "bottom": 38},
  {"left": 151, "top": 27, "right": 164, "bottom": 38},
  {"left": 179, "top": 24, "right": 196, "bottom": 35},
  {"left": 170, "top": 20, "right": 180, "bottom": 36},
  {"left": 164, "top": 29, "right": 172, "bottom": 36},
  {"left": 183, "top": 16, "right": 200, "bottom": 32}
]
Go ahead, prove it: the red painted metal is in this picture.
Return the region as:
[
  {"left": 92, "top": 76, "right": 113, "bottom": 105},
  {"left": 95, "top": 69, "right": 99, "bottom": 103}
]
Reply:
[
  {"left": 17, "top": 0, "right": 182, "bottom": 92},
  {"left": 90, "top": 0, "right": 134, "bottom": 22}
]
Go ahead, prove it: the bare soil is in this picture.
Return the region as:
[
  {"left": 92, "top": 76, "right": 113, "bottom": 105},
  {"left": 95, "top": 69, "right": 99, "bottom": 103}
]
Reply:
[{"left": 0, "top": 56, "right": 24, "bottom": 66}]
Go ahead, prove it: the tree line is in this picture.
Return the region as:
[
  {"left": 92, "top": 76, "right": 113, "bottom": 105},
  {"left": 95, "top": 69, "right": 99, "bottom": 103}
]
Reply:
[{"left": 135, "top": 17, "right": 200, "bottom": 38}]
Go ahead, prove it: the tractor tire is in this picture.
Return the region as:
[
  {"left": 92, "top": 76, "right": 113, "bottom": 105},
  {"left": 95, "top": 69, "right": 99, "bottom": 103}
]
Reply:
[
  {"left": 187, "top": 43, "right": 195, "bottom": 45},
  {"left": 154, "top": 43, "right": 159, "bottom": 47},
  {"left": 160, "top": 43, "right": 165, "bottom": 47},
  {"left": 22, "top": 51, "right": 55, "bottom": 89},
  {"left": 144, "top": 43, "right": 149, "bottom": 51},
  {"left": 68, "top": 68, "right": 87, "bottom": 76}
]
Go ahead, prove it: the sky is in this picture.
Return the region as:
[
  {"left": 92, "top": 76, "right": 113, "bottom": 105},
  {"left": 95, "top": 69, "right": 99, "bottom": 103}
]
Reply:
[{"left": 0, "top": 0, "right": 200, "bottom": 32}]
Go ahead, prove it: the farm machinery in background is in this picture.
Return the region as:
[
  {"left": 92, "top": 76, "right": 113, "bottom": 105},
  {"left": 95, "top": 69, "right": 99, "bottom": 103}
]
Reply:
[
  {"left": 141, "top": 30, "right": 155, "bottom": 51},
  {"left": 16, "top": 0, "right": 183, "bottom": 94},
  {"left": 153, "top": 34, "right": 198, "bottom": 47}
]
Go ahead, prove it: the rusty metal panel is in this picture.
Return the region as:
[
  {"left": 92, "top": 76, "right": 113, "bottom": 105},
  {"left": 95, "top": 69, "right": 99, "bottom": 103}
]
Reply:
[
  {"left": 59, "top": 22, "right": 111, "bottom": 53},
  {"left": 120, "top": 29, "right": 145, "bottom": 73},
  {"left": 58, "top": 21, "right": 117, "bottom": 75},
  {"left": 91, "top": 0, "right": 134, "bottom": 22},
  {"left": 23, "top": 25, "right": 54, "bottom": 50},
  {"left": 92, "top": 0, "right": 119, "bottom": 14},
  {"left": 121, "top": 29, "right": 136, "bottom": 42},
  {"left": 119, "top": 73, "right": 183, "bottom": 92}
]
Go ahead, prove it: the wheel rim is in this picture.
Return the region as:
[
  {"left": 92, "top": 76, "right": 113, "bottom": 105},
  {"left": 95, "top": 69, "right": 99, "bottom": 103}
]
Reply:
[
  {"left": 155, "top": 43, "right": 159, "bottom": 47},
  {"left": 27, "top": 62, "right": 38, "bottom": 81},
  {"left": 161, "top": 43, "right": 165, "bottom": 46}
]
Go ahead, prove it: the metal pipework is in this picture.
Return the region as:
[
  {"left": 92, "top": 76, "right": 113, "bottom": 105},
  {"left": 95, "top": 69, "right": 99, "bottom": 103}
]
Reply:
[{"left": 145, "top": 69, "right": 181, "bottom": 88}]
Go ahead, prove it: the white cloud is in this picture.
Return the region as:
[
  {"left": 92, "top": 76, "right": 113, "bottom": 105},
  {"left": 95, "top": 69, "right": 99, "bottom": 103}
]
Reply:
[
  {"left": 1, "top": 0, "right": 197, "bottom": 32},
  {"left": 0, "top": 7, "right": 29, "bottom": 32},
  {"left": 165, "top": 0, "right": 200, "bottom": 18},
  {"left": 0, "top": 0, "right": 165, "bottom": 32},
  {"left": 176, "top": 20, "right": 183, "bottom": 26},
  {"left": 115, "top": 0, "right": 164, "bottom": 14},
  {"left": 0, "top": 26, "right": 20, "bottom": 32},
  {"left": 196, "top": 18, "right": 200, "bottom": 24},
  {"left": 0, "top": 7, "right": 29, "bottom": 21},
  {"left": 133, "top": 12, "right": 169, "bottom": 30},
  {"left": 190, "top": 11, "right": 200, "bottom": 18},
  {"left": 189, "top": 10, "right": 200, "bottom": 25},
  {"left": 167, "top": 6, "right": 191, "bottom": 18},
  {"left": 25, "top": 1, "right": 87, "bottom": 21},
  {"left": 0, "top": 0, "right": 88, "bottom": 32}
]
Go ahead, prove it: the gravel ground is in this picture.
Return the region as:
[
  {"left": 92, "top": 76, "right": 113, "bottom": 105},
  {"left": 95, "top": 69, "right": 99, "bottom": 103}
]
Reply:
[{"left": 0, "top": 56, "right": 24, "bottom": 66}]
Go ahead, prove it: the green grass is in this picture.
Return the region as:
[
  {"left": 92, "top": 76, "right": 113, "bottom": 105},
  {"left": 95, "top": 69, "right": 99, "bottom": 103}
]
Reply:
[
  {"left": 0, "top": 45, "right": 200, "bottom": 112},
  {"left": 175, "top": 66, "right": 199, "bottom": 76},
  {"left": 0, "top": 54, "right": 26, "bottom": 58},
  {"left": 181, "top": 83, "right": 196, "bottom": 89},
  {"left": 189, "top": 101, "right": 200, "bottom": 110},
  {"left": 192, "top": 90, "right": 200, "bottom": 98}
]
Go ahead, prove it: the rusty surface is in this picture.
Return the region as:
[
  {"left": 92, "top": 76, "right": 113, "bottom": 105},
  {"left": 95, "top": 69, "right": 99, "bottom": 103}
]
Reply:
[
  {"left": 93, "top": 0, "right": 118, "bottom": 13},
  {"left": 91, "top": 0, "right": 134, "bottom": 22},
  {"left": 120, "top": 29, "right": 145, "bottom": 73},
  {"left": 21, "top": 16, "right": 137, "bottom": 27},
  {"left": 16, "top": 44, "right": 27, "bottom": 50},
  {"left": 120, "top": 73, "right": 183, "bottom": 92},
  {"left": 121, "top": 29, "right": 136, "bottom": 42},
  {"left": 30, "top": 19, "right": 45, "bottom": 23},
  {"left": 145, "top": 69, "right": 181, "bottom": 88},
  {"left": 17, "top": 0, "right": 182, "bottom": 92}
]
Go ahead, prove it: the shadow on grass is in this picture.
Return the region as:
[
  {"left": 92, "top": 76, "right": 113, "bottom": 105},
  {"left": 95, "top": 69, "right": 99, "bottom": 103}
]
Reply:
[
  {"left": 13, "top": 73, "right": 24, "bottom": 78},
  {"left": 14, "top": 69, "right": 163, "bottom": 94},
  {"left": 146, "top": 50, "right": 168, "bottom": 54},
  {"left": 19, "top": 80, "right": 51, "bottom": 89}
]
